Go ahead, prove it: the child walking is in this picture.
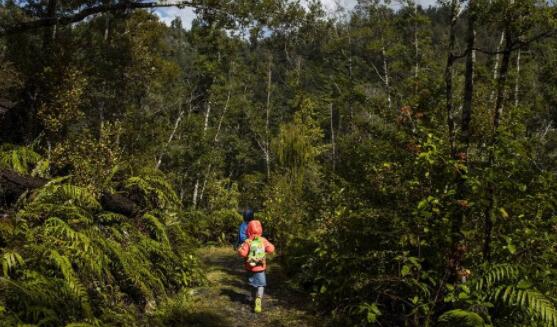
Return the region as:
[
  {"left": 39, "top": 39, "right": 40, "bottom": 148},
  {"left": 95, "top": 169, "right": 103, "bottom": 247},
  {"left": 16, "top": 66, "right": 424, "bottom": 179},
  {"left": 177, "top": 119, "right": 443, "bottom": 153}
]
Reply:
[{"left": 237, "top": 219, "right": 275, "bottom": 313}]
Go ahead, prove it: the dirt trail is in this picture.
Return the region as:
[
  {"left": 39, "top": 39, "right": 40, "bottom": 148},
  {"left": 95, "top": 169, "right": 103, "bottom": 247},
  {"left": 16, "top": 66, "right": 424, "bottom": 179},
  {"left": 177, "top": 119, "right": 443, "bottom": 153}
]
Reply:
[{"left": 186, "top": 246, "right": 322, "bottom": 327}]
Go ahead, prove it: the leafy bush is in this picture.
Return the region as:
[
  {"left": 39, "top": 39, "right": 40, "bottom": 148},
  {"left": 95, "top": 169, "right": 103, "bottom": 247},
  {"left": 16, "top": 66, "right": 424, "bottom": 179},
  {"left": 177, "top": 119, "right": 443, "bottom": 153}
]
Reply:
[{"left": 0, "top": 147, "right": 203, "bottom": 326}]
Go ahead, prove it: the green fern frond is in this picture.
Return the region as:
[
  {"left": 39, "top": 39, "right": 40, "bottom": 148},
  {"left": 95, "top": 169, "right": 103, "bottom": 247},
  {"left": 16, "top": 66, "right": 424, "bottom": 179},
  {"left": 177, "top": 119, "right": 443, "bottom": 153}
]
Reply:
[
  {"left": 492, "top": 286, "right": 557, "bottom": 327},
  {"left": 50, "top": 250, "right": 92, "bottom": 318},
  {"left": 473, "top": 264, "right": 520, "bottom": 291},
  {"left": 59, "top": 185, "right": 101, "bottom": 210},
  {"left": 438, "top": 309, "right": 486, "bottom": 327},
  {"left": 0, "top": 145, "right": 42, "bottom": 175},
  {"left": 2, "top": 250, "right": 24, "bottom": 277},
  {"left": 97, "top": 212, "right": 127, "bottom": 224},
  {"left": 143, "top": 213, "right": 170, "bottom": 247},
  {"left": 125, "top": 174, "right": 180, "bottom": 210}
]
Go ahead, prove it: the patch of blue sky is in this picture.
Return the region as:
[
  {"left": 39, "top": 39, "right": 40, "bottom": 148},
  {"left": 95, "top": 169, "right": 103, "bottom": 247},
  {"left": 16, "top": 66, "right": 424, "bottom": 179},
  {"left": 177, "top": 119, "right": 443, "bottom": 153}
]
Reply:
[{"left": 155, "top": 0, "right": 440, "bottom": 30}]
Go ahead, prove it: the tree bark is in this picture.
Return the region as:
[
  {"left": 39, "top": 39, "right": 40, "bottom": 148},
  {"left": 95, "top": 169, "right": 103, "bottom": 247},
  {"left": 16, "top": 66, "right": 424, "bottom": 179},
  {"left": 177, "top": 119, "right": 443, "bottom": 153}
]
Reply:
[
  {"left": 381, "top": 37, "right": 392, "bottom": 111},
  {"left": 413, "top": 1, "right": 420, "bottom": 95},
  {"left": 214, "top": 90, "right": 231, "bottom": 143},
  {"left": 449, "top": 0, "right": 476, "bottom": 283},
  {"left": 514, "top": 49, "right": 521, "bottom": 107},
  {"left": 155, "top": 107, "right": 184, "bottom": 170},
  {"left": 265, "top": 56, "right": 272, "bottom": 179},
  {"left": 483, "top": 29, "right": 513, "bottom": 262},
  {"left": 489, "top": 32, "right": 505, "bottom": 103},
  {"left": 330, "top": 103, "right": 336, "bottom": 171},
  {"left": 445, "top": 0, "right": 459, "bottom": 158},
  {"left": 1, "top": 1, "right": 205, "bottom": 36}
]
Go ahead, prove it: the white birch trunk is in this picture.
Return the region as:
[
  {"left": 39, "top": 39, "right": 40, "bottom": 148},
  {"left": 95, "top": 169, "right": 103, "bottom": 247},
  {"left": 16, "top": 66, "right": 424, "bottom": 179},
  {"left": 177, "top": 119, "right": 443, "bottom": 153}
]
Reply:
[
  {"left": 490, "top": 31, "right": 505, "bottom": 102},
  {"left": 156, "top": 108, "right": 184, "bottom": 169},
  {"left": 330, "top": 103, "right": 336, "bottom": 171},
  {"left": 514, "top": 49, "right": 521, "bottom": 107},
  {"left": 214, "top": 91, "right": 231, "bottom": 143},
  {"left": 265, "top": 57, "right": 272, "bottom": 179},
  {"left": 381, "top": 39, "right": 392, "bottom": 110}
]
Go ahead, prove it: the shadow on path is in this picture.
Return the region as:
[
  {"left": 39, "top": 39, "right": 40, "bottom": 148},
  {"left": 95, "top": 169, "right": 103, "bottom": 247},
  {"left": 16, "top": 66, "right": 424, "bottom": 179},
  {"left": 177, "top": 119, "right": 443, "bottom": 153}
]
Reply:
[{"left": 189, "top": 246, "right": 323, "bottom": 327}]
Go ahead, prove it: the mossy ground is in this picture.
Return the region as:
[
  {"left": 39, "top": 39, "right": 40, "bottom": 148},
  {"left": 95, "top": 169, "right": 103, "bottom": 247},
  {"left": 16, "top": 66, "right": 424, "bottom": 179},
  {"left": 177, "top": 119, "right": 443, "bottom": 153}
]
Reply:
[{"left": 185, "top": 246, "right": 322, "bottom": 327}]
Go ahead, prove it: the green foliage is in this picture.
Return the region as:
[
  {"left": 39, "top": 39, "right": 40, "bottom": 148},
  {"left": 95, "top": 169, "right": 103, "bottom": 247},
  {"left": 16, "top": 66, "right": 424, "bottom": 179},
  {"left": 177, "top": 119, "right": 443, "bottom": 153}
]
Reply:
[
  {"left": 1, "top": 0, "right": 557, "bottom": 325},
  {"left": 0, "top": 144, "right": 47, "bottom": 177},
  {"left": 0, "top": 148, "right": 203, "bottom": 326},
  {"left": 438, "top": 309, "right": 487, "bottom": 327}
]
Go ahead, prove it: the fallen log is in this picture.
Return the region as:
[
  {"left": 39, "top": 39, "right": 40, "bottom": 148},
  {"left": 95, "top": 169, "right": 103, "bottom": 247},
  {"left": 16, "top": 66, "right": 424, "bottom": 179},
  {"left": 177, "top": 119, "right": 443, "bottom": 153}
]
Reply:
[
  {"left": 0, "top": 169, "right": 139, "bottom": 216},
  {"left": 0, "top": 169, "right": 47, "bottom": 206},
  {"left": 100, "top": 192, "right": 139, "bottom": 217}
]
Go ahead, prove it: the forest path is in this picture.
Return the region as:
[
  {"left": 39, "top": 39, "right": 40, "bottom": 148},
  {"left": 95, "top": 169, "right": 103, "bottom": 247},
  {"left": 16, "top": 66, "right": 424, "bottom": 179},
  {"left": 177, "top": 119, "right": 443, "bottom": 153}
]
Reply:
[{"left": 186, "top": 246, "right": 322, "bottom": 327}]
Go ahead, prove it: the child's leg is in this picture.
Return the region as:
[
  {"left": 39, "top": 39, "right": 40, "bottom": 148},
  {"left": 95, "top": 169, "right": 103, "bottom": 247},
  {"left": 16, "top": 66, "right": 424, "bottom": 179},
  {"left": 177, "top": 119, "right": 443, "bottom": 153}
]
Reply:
[
  {"left": 256, "top": 286, "right": 264, "bottom": 298},
  {"left": 251, "top": 287, "right": 257, "bottom": 300}
]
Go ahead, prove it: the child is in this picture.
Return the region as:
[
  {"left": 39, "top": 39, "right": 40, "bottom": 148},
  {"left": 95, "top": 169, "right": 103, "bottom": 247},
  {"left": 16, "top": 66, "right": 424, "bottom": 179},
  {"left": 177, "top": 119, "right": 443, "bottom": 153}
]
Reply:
[
  {"left": 237, "top": 219, "right": 275, "bottom": 313},
  {"left": 235, "top": 208, "right": 253, "bottom": 248}
]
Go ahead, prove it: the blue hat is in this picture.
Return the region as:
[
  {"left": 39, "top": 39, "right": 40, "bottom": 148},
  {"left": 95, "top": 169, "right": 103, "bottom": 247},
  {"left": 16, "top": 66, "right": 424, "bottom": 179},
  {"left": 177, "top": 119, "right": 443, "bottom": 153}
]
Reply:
[{"left": 243, "top": 208, "right": 254, "bottom": 222}]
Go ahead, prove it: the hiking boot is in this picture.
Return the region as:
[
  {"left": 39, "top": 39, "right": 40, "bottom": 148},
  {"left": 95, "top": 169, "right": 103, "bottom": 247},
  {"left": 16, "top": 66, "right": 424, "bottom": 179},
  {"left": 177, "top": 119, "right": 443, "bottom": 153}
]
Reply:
[{"left": 254, "top": 297, "right": 262, "bottom": 313}]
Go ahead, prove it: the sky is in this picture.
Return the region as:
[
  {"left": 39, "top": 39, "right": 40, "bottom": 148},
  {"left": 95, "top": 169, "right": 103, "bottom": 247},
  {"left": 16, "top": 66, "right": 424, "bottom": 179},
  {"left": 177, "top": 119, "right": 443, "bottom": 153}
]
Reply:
[{"left": 155, "top": 0, "right": 439, "bottom": 28}]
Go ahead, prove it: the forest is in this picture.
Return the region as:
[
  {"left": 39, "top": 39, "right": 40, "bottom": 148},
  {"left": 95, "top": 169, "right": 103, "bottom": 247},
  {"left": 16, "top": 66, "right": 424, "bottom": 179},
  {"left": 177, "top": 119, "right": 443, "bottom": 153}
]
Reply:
[{"left": 0, "top": 0, "right": 557, "bottom": 326}]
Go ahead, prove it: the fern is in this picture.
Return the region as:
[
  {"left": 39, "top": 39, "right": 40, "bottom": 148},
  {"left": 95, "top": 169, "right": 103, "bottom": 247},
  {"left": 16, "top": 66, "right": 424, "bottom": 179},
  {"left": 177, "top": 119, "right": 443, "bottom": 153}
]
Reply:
[
  {"left": 50, "top": 250, "right": 93, "bottom": 318},
  {"left": 125, "top": 173, "right": 180, "bottom": 210},
  {"left": 2, "top": 250, "right": 24, "bottom": 277},
  {"left": 0, "top": 145, "right": 43, "bottom": 175},
  {"left": 472, "top": 264, "right": 520, "bottom": 291},
  {"left": 493, "top": 286, "right": 557, "bottom": 327},
  {"left": 143, "top": 212, "right": 170, "bottom": 248},
  {"left": 464, "top": 264, "right": 557, "bottom": 327},
  {"left": 0, "top": 160, "right": 202, "bottom": 326},
  {"left": 438, "top": 309, "right": 487, "bottom": 327}
]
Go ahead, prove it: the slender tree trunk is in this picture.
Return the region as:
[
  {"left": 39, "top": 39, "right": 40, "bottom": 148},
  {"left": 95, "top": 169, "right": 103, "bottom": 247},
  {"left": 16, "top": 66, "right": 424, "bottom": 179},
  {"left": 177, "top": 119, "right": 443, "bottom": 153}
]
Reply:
[
  {"left": 156, "top": 108, "right": 184, "bottom": 170},
  {"left": 214, "top": 90, "right": 231, "bottom": 143},
  {"left": 193, "top": 100, "right": 211, "bottom": 208},
  {"left": 449, "top": 0, "right": 476, "bottom": 282},
  {"left": 459, "top": 2, "right": 476, "bottom": 159},
  {"left": 490, "top": 32, "right": 505, "bottom": 103},
  {"left": 445, "top": 0, "right": 458, "bottom": 158},
  {"left": 43, "top": 0, "right": 58, "bottom": 49},
  {"left": 347, "top": 30, "right": 354, "bottom": 130},
  {"left": 514, "top": 49, "right": 521, "bottom": 107},
  {"left": 413, "top": 1, "right": 420, "bottom": 95},
  {"left": 330, "top": 103, "right": 336, "bottom": 171},
  {"left": 265, "top": 56, "right": 272, "bottom": 179},
  {"left": 203, "top": 101, "right": 211, "bottom": 133},
  {"left": 192, "top": 181, "right": 199, "bottom": 208},
  {"left": 483, "top": 29, "right": 513, "bottom": 262},
  {"left": 381, "top": 37, "right": 392, "bottom": 111}
]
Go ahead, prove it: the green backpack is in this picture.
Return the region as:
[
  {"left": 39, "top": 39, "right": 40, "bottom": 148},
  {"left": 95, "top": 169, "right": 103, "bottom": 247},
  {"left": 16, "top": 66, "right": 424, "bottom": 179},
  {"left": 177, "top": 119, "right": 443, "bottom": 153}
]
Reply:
[{"left": 247, "top": 237, "right": 266, "bottom": 267}]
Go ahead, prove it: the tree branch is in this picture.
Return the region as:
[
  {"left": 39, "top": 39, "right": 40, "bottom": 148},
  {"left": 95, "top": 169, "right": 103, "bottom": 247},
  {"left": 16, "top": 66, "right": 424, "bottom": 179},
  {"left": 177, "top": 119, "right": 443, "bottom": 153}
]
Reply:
[{"left": 0, "top": 0, "right": 208, "bottom": 36}]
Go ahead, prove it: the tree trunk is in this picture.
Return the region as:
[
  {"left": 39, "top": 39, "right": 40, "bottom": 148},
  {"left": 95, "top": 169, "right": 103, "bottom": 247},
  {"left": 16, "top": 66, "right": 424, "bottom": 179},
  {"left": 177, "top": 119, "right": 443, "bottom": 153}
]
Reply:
[
  {"left": 193, "top": 100, "right": 211, "bottom": 209},
  {"left": 330, "top": 103, "right": 336, "bottom": 171},
  {"left": 43, "top": 0, "right": 58, "bottom": 50},
  {"left": 514, "top": 49, "right": 521, "bottom": 107},
  {"left": 459, "top": 1, "right": 476, "bottom": 158},
  {"left": 413, "top": 1, "right": 420, "bottom": 95},
  {"left": 445, "top": 0, "right": 459, "bottom": 158},
  {"left": 214, "top": 90, "right": 231, "bottom": 143},
  {"left": 449, "top": 0, "right": 476, "bottom": 282},
  {"left": 381, "top": 37, "right": 392, "bottom": 111},
  {"left": 490, "top": 32, "right": 505, "bottom": 103},
  {"left": 483, "top": 29, "right": 513, "bottom": 262},
  {"left": 265, "top": 56, "right": 272, "bottom": 179},
  {"left": 156, "top": 108, "right": 184, "bottom": 170}
]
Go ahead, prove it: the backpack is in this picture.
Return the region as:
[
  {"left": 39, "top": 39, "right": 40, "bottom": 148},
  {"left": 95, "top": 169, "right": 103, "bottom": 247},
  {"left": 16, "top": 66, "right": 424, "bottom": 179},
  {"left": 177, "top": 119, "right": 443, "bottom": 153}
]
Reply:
[{"left": 247, "top": 237, "right": 266, "bottom": 267}]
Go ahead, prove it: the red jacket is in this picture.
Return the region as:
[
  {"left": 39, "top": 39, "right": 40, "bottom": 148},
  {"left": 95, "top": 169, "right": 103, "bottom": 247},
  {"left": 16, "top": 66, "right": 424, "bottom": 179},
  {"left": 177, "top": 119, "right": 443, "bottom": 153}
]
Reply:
[{"left": 237, "top": 220, "right": 275, "bottom": 272}]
